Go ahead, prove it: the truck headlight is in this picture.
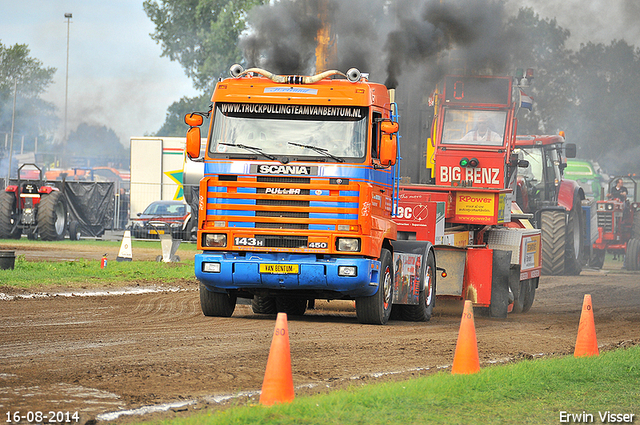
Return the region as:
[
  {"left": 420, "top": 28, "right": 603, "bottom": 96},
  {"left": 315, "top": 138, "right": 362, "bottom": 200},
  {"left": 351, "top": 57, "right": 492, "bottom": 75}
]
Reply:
[
  {"left": 337, "top": 238, "right": 360, "bottom": 252},
  {"left": 202, "top": 262, "right": 221, "bottom": 273},
  {"left": 203, "top": 233, "right": 227, "bottom": 247}
]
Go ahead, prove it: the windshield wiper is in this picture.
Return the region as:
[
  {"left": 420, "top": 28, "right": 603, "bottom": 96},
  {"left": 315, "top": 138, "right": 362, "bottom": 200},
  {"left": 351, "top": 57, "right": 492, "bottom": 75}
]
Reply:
[
  {"left": 288, "top": 142, "right": 344, "bottom": 163},
  {"left": 218, "top": 143, "right": 278, "bottom": 161}
]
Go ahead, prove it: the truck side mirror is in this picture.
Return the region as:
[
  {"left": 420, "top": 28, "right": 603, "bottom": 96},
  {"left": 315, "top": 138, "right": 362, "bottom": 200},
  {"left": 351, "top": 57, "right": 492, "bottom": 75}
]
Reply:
[
  {"left": 380, "top": 121, "right": 399, "bottom": 134},
  {"left": 380, "top": 134, "right": 397, "bottom": 166},
  {"left": 185, "top": 113, "right": 203, "bottom": 127},
  {"left": 379, "top": 120, "right": 398, "bottom": 167},
  {"left": 186, "top": 127, "right": 201, "bottom": 159},
  {"left": 565, "top": 143, "right": 577, "bottom": 158},
  {"left": 185, "top": 113, "right": 203, "bottom": 159}
]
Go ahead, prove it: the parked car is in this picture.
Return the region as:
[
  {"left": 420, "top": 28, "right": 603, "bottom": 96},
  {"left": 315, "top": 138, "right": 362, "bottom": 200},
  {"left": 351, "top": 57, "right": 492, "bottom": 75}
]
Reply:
[{"left": 130, "top": 200, "right": 194, "bottom": 240}]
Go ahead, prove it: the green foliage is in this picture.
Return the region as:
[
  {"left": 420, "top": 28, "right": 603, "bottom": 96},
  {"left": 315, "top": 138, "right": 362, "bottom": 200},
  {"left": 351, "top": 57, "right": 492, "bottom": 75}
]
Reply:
[
  {"left": 64, "top": 122, "right": 129, "bottom": 165},
  {"left": 0, "top": 254, "right": 195, "bottom": 287},
  {"left": 0, "top": 40, "right": 58, "bottom": 151},
  {"left": 155, "top": 93, "right": 212, "bottom": 136},
  {"left": 505, "top": 8, "right": 574, "bottom": 135},
  {"left": 139, "top": 347, "right": 640, "bottom": 425},
  {"left": 567, "top": 40, "right": 640, "bottom": 174},
  {"left": 143, "top": 0, "right": 267, "bottom": 92}
]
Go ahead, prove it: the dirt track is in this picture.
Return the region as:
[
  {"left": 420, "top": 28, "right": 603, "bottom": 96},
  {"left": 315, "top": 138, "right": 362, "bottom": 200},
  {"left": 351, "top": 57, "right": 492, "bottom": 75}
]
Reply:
[{"left": 1, "top": 243, "right": 639, "bottom": 424}]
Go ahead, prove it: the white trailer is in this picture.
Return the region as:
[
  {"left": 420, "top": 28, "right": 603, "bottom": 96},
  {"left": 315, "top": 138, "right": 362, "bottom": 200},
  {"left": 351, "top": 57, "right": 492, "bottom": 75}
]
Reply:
[{"left": 129, "top": 137, "right": 188, "bottom": 219}]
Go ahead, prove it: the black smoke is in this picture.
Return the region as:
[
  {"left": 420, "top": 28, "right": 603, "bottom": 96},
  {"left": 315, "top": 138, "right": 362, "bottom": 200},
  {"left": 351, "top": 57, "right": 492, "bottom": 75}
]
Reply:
[{"left": 240, "top": 0, "right": 519, "bottom": 89}]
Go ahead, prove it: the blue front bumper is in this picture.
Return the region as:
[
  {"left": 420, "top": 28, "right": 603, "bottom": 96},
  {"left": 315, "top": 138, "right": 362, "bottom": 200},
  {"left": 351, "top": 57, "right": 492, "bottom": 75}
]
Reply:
[{"left": 195, "top": 252, "right": 381, "bottom": 298}]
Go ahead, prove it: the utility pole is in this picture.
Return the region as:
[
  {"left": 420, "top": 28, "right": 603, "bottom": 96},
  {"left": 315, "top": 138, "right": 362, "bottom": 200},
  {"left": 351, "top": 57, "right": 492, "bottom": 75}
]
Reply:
[
  {"left": 63, "top": 12, "right": 72, "bottom": 166},
  {"left": 7, "top": 78, "right": 17, "bottom": 181}
]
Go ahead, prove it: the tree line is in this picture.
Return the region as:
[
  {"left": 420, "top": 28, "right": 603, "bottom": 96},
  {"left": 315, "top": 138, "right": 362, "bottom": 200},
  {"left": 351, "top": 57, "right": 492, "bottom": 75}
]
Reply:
[{"left": 2, "top": 1, "right": 639, "bottom": 178}]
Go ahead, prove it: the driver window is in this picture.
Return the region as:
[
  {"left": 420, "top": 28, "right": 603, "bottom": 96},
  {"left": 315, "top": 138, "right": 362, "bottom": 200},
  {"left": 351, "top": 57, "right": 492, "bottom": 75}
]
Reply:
[{"left": 372, "top": 112, "right": 381, "bottom": 159}]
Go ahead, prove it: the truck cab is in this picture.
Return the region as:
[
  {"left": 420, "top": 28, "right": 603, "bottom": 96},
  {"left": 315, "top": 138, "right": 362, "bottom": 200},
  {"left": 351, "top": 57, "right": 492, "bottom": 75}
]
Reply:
[{"left": 184, "top": 65, "right": 434, "bottom": 325}]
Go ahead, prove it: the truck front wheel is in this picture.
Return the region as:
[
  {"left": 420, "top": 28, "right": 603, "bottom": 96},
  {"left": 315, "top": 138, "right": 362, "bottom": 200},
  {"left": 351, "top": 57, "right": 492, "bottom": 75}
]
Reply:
[
  {"left": 401, "top": 250, "right": 436, "bottom": 322},
  {"left": 355, "top": 248, "right": 393, "bottom": 325},
  {"left": 199, "top": 282, "right": 236, "bottom": 317}
]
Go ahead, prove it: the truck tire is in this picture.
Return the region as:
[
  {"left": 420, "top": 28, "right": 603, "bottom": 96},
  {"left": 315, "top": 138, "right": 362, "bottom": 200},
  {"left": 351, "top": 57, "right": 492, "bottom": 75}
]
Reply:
[
  {"left": 275, "top": 298, "right": 307, "bottom": 316},
  {"left": 355, "top": 248, "right": 393, "bottom": 325},
  {"left": 520, "top": 277, "right": 537, "bottom": 313},
  {"left": 564, "top": 194, "right": 584, "bottom": 275},
  {"left": 541, "top": 210, "right": 567, "bottom": 275},
  {"left": 0, "top": 192, "right": 22, "bottom": 239},
  {"left": 199, "top": 282, "right": 236, "bottom": 317},
  {"left": 401, "top": 250, "right": 436, "bottom": 322},
  {"left": 37, "top": 191, "right": 67, "bottom": 241},
  {"left": 251, "top": 295, "right": 277, "bottom": 314},
  {"left": 625, "top": 239, "right": 640, "bottom": 271}
]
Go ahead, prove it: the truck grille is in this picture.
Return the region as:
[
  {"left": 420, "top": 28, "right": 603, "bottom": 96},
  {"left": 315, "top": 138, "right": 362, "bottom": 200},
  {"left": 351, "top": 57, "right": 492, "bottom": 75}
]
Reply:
[
  {"left": 258, "top": 235, "right": 308, "bottom": 248},
  {"left": 205, "top": 174, "right": 360, "bottom": 237}
]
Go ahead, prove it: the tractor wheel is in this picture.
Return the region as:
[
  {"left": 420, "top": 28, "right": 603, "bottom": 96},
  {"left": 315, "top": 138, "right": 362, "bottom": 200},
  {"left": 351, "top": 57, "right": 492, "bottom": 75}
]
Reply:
[
  {"left": 37, "top": 191, "right": 67, "bottom": 241},
  {"left": 275, "top": 298, "right": 307, "bottom": 316},
  {"left": 564, "top": 194, "right": 584, "bottom": 275},
  {"left": 251, "top": 295, "right": 277, "bottom": 314},
  {"left": 632, "top": 214, "right": 640, "bottom": 239},
  {"left": 625, "top": 239, "right": 640, "bottom": 271},
  {"left": 355, "top": 248, "right": 394, "bottom": 325},
  {"left": 68, "top": 220, "right": 81, "bottom": 240},
  {"left": 541, "top": 210, "right": 567, "bottom": 275},
  {"left": 591, "top": 249, "right": 605, "bottom": 269},
  {"left": 0, "top": 192, "right": 21, "bottom": 239},
  {"left": 199, "top": 282, "right": 236, "bottom": 317},
  {"left": 401, "top": 250, "right": 436, "bottom": 322}
]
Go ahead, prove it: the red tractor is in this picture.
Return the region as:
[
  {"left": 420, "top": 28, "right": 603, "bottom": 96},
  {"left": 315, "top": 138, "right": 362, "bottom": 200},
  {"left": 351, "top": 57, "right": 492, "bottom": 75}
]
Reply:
[
  {"left": 0, "top": 164, "right": 70, "bottom": 240},
  {"left": 514, "top": 135, "right": 586, "bottom": 275},
  {"left": 591, "top": 176, "right": 640, "bottom": 270}
]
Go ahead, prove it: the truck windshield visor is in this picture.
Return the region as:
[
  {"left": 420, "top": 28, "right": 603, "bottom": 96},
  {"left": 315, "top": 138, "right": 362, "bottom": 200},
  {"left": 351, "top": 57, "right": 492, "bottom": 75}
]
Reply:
[
  {"left": 209, "top": 103, "right": 368, "bottom": 161},
  {"left": 441, "top": 110, "right": 507, "bottom": 147}
]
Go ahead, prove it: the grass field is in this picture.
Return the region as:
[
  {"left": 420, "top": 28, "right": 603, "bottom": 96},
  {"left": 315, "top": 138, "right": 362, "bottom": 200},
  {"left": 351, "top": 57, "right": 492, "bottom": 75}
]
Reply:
[
  {"left": 0, "top": 255, "right": 195, "bottom": 287},
  {"left": 135, "top": 346, "right": 639, "bottom": 425}
]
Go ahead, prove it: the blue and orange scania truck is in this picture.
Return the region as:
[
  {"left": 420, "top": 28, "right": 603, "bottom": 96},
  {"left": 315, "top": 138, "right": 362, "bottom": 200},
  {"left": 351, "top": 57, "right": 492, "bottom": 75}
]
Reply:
[{"left": 183, "top": 65, "right": 541, "bottom": 324}]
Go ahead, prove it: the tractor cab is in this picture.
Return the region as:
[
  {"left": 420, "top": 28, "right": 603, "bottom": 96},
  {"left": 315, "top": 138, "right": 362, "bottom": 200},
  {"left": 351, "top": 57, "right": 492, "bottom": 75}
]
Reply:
[{"left": 513, "top": 134, "right": 576, "bottom": 214}]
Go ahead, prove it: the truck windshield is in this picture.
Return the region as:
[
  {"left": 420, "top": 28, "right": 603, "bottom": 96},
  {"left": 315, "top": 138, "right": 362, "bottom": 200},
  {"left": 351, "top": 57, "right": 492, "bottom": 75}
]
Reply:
[
  {"left": 208, "top": 103, "right": 368, "bottom": 161},
  {"left": 441, "top": 109, "right": 507, "bottom": 147}
]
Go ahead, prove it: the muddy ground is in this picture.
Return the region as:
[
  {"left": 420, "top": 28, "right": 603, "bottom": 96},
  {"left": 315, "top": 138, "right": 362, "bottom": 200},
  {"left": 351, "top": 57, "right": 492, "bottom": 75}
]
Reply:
[{"left": 0, "top": 242, "right": 639, "bottom": 424}]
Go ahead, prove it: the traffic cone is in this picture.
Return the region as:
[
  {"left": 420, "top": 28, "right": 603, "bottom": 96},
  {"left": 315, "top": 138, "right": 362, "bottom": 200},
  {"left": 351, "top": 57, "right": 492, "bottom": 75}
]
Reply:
[
  {"left": 117, "top": 230, "right": 133, "bottom": 262},
  {"left": 451, "top": 300, "right": 481, "bottom": 374},
  {"left": 259, "top": 312, "right": 295, "bottom": 405},
  {"left": 574, "top": 294, "right": 599, "bottom": 357}
]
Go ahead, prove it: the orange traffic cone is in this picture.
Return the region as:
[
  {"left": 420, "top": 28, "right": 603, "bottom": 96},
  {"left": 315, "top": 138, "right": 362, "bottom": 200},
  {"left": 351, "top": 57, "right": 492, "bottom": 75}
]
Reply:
[
  {"left": 451, "top": 300, "right": 481, "bottom": 374},
  {"left": 574, "top": 294, "right": 599, "bottom": 357},
  {"left": 259, "top": 312, "right": 295, "bottom": 405}
]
